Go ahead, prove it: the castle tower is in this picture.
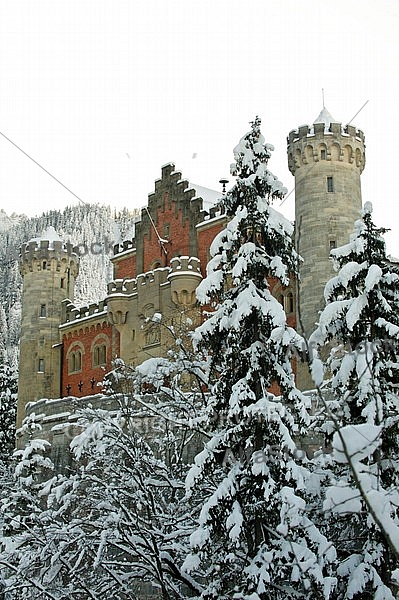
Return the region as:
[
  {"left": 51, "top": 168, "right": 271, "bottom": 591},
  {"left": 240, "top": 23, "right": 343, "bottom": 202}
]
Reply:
[
  {"left": 17, "top": 227, "right": 79, "bottom": 426},
  {"left": 287, "top": 108, "right": 366, "bottom": 348}
]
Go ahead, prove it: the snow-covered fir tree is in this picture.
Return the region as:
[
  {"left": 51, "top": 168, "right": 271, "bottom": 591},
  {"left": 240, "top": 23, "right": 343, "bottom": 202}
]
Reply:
[
  {"left": 310, "top": 202, "right": 399, "bottom": 598},
  {"left": 0, "top": 360, "right": 17, "bottom": 463},
  {"left": 183, "top": 118, "right": 336, "bottom": 599}
]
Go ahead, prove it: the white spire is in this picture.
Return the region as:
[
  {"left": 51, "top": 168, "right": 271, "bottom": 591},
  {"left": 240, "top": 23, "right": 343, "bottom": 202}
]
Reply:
[
  {"left": 39, "top": 226, "right": 63, "bottom": 243},
  {"left": 27, "top": 226, "right": 64, "bottom": 249},
  {"left": 314, "top": 107, "right": 337, "bottom": 129}
]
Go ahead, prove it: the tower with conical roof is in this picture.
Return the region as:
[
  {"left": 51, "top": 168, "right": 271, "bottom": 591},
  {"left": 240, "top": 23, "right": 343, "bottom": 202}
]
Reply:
[
  {"left": 287, "top": 108, "right": 366, "bottom": 381},
  {"left": 17, "top": 227, "right": 79, "bottom": 426}
]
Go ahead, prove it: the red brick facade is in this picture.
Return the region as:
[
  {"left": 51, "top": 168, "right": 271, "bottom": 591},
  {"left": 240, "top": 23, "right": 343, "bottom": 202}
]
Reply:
[
  {"left": 112, "top": 250, "right": 136, "bottom": 280},
  {"left": 196, "top": 217, "right": 225, "bottom": 277},
  {"left": 61, "top": 321, "right": 119, "bottom": 398}
]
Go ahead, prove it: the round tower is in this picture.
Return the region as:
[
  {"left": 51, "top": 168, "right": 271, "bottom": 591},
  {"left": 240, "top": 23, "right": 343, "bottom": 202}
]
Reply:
[
  {"left": 287, "top": 108, "right": 366, "bottom": 344},
  {"left": 17, "top": 227, "right": 79, "bottom": 427}
]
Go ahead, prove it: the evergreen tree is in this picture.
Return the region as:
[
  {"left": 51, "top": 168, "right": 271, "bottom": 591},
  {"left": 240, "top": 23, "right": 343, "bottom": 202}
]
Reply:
[
  {"left": 310, "top": 202, "right": 399, "bottom": 598},
  {"left": 0, "top": 360, "right": 17, "bottom": 462},
  {"left": 183, "top": 118, "right": 336, "bottom": 599}
]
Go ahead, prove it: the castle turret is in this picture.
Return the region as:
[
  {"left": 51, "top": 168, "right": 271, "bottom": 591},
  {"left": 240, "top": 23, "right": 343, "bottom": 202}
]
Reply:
[
  {"left": 17, "top": 227, "right": 79, "bottom": 426},
  {"left": 287, "top": 109, "right": 366, "bottom": 347}
]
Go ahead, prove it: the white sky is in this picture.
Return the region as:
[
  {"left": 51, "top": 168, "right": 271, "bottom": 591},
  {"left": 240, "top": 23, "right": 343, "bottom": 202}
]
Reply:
[{"left": 0, "top": 0, "right": 398, "bottom": 256}]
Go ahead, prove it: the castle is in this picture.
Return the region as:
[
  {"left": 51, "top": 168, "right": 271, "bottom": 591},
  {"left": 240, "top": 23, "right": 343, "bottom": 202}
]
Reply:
[{"left": 16, "top": 109, "right": 366, "bottom": 438}]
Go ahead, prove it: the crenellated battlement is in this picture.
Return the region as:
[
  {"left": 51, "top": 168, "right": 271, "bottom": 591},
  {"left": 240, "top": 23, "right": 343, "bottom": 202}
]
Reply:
[
  {"left": 287, "top": 122, "right": 365, "bottom": 144},
  {"left": 168, "top": 255, "right": 201, "bottom": 274},
  {"left": 61, "top": 298, "right": 108, "bottom": 325},
  {"left": 19, "top": 238, "right": 80, "bottom": 277},
  {"left": 168, "top": 256, "right": 202, "bottom": 306},
  {"left": 107, "top": 266, "right": 170, "bottom": 298},
  {"left": 107, "top": 277, "right": 137, "bottom": 296},
  {"left": 113, "top": 239, "right": 136, "bottom": 256},
  {"left": 136, "top": 267, "right": 169, "bottom": 287},
  {"left": 287, "top": 120, "right": 366, "bottom": 176}
]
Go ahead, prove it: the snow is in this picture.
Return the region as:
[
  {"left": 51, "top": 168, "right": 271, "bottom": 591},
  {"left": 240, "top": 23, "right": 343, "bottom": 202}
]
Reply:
[
  {"left": 310, "top": 353, "right": 324, "bottom": 387},
  {"left": 267, "top": 204, "right": 293, "bottom": 237},
  {"left": 332, "top": 423, "right": 381, "bottom": 464},
  {"left": 364, "top": 264, "right": 382, "bottom": 292},
  {"left": 324, "top": 262, "right": 364, "bottom": 300},
  {"left": 190, "top": 183, "right": 221, "bottom": 211},
  {"left": 181, "top": 552, "right": 201, "bottom": 574},
  {"left": 362, "top": 201, "right": 373, "bottom": 216},
  {"left": 226, "top": 500, "right": 243, "bottom": 541},
  {"left": 346, "top": 293, "right": 367, "bottom": 330},
  {"left": 374, "top": 317, "right": 399, "bottom": 337},
  {"left": 313, "top": 106, "right": 337, "bottom": 130},
  {"left": 28, "top": 225, "right": 63, "bottom": 249},
  {"left": 330, "top": 224, "right": 367, "bottom": 260},
  {"left": 324, "top": 483, "right": 362, "bottom": 514}
]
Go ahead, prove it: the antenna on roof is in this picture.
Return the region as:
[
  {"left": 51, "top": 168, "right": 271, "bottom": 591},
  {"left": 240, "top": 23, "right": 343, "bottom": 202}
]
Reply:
[{"left": 322, "top": 88, "right": 325, "bottom": 109}]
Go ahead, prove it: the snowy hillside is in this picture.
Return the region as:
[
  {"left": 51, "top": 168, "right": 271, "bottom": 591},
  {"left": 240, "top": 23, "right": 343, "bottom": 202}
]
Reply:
[{"left": 0, "top": 204, "right": 138, "bottom": 369}]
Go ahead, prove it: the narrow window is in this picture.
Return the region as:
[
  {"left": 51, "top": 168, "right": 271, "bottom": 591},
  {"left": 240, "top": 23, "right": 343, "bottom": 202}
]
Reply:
[
  {"left": 38, "top": 358, "right": 45, "bottom": 372},
  {"left": 40, "top": 304, "right": 46, "bottom": 318},
  {"left": 99, "top": 345, "right": 106, "bottom": 365},
  {"left": 93, "top": 345, "right": 107, "bottom": 367},
  {"left": 42, "top": 261, "right": 47, "bottom": 269},
  {"left": 320, "top": 149, "right": 326, "bottom": 160},
  {"left": 68, "top": 350, "right": 82, "bottom": 374},
  {"left": 60, "top": 278, "right": 65, "bottom": 289},
  {"left": 284, "top": 292, "right": 294, "bottom": 314},
  {"left": 327, "top": 176, "right": 334, "bottom": 192},
  {"left": 330, "top": 240, "right": 336, "bottom": 251}
]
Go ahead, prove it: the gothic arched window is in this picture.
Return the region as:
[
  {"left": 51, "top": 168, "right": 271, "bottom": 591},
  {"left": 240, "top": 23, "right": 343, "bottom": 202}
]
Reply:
[
  {"left": 93, "top": 344, "right": 107, "bottom": 367},
  {"left": 68, "top": 350, "right": 82, "bottom": 374},
  {"left": 67, "top": 343, "right": 84, "bottom": 374}
]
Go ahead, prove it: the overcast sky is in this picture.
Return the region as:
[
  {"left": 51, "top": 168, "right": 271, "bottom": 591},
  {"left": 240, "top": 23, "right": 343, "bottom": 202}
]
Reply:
[{"left": 0, "top": 0, "right": 398, "bottom": 256}]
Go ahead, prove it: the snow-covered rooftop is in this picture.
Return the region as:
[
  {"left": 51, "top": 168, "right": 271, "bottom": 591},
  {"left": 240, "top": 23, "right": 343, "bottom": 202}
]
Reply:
[
  {"left": 28, "top": 226, "right": 63, "bottom": 248},
  {"left": 190, "top": 183, "right": 221, "bottom": 211},
  {"left": 313, "top": 107, "right": 337, "bottom": 129}
]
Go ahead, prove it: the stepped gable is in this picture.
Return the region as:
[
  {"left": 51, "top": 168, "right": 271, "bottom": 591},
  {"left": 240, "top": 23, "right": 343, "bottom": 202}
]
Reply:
[{"left": 133, "top": 163, "right": 210, "bottom": 274}]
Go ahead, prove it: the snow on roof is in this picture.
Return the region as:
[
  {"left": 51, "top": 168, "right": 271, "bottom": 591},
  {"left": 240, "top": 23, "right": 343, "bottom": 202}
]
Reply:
[
  {"left": 28, "top": 226, "right": 64, "bottom": 248},
  {"left": 313, "top": 106, "right": 337, "bottom": 129},
  {"left": 40, "top": 226, "right": 63, "bottom": 242},
  {"left": 190, "top": 183, "right": 221, "bottom": 211}
]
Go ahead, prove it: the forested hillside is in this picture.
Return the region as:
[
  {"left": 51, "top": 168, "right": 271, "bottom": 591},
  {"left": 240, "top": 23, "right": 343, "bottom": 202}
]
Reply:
[{"left": 0, "top": 203, "right": 138, "bottom": 369}]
